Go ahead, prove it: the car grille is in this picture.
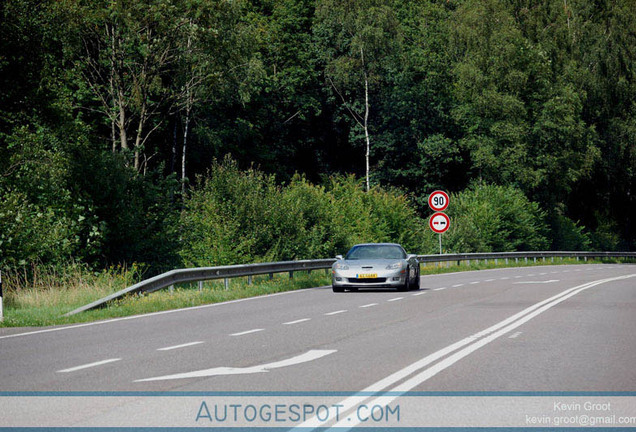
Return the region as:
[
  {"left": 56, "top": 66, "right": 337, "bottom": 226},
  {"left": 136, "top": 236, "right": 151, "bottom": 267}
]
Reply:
[{"left": 348, "top": 278, "right": 387, "bottom": 283}]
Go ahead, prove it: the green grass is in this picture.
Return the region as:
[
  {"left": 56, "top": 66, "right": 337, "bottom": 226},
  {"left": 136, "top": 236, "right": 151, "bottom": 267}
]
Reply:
[
  {"left": 1, "top": 257, "right": 633, "bottom": 328},
  {"left": 417, "top": 256, "right": 633, "bottom": 275},
  {"left": 0, "top": 265, "right": 331, "bottom": 328}
]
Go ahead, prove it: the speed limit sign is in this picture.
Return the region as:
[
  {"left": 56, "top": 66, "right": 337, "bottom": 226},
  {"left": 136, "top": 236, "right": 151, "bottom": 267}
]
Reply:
[{"left": 428, "top": 190, "right": 449, "bottom": 212}]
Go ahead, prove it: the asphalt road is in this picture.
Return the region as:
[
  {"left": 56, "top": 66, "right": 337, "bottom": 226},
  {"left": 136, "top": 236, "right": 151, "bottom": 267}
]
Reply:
[{"left": 1, "top": 264, "right": 635, "bottom": 427}]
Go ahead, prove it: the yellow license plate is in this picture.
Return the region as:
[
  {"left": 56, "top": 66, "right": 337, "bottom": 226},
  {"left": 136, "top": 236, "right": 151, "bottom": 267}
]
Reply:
[{"left": 357, "top": 273, "right": 377, "bottom": 279}]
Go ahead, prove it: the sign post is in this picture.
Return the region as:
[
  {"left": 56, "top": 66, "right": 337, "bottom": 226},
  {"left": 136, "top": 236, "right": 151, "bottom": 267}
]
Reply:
[{"left": 428, "top": 190, "right": 451, "bottom": 256}]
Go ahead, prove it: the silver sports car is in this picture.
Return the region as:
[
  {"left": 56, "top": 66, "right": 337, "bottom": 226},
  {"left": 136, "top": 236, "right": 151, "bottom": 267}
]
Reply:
[{"left": 331, "top": 243, "right": 420, "bottom": 292}]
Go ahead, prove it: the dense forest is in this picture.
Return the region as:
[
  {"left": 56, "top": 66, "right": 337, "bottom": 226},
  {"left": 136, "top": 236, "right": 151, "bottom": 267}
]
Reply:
[{"left": 1, "top": 0, "right": 635, "bottom": 271}]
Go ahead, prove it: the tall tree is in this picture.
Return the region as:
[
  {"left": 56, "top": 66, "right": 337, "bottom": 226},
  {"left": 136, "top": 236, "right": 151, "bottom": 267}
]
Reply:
[
  {"left": 76, "top": 0, "right": 178, "bottom": 172},
  {"left": 314, "top": 0, "right": 400, "bottom": 191}
]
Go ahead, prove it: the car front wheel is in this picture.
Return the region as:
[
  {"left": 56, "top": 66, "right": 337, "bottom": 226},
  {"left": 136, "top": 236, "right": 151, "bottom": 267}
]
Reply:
[
  {"left": 412, "top": 271, "right": 420, "bottom": 290},
  {"left": 398, "top": 270, "right": 410, "bottom": 291}
]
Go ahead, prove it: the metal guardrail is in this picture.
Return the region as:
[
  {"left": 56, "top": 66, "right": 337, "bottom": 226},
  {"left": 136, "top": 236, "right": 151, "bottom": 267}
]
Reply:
[
  {"left": 64, "top": 259, "right": 335, "bottom": 316},
  {"left": 64, "top": 251, "right": 636, "bottom": 316},
  {"left": 417, "top": 251, "right": 636, "bottom": 263}
]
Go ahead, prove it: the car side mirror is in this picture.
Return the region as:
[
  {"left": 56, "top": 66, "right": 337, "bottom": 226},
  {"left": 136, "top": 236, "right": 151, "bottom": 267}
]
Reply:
[{"left": 335, "top": 255, "right": 344, "bottom": 260}]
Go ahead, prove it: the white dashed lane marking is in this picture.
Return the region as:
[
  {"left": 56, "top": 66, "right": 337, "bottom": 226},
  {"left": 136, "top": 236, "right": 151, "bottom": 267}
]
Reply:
[
  {"left": 230, "top": 329, "right": 264, "bottom": 337},
  {"left": 157, "top": 341, "right": 203, "bottom": 351},
  {"left": 57, "top": 358, "right": 121, "bottom": 373},
  {"left": 325, "top": 310, "right": 347, "bottom": 316},
  {"left": 283, "top": 318, "right": 311, "bottom": 325}
]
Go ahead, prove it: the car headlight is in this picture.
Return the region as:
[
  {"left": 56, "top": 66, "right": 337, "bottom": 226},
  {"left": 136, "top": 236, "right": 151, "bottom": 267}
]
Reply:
[
  {"left": 386, "top": 262, "right": 403, "bottom": 270},
  {"left": 334, "top": 262, "right": 349, "bottom": 270}
]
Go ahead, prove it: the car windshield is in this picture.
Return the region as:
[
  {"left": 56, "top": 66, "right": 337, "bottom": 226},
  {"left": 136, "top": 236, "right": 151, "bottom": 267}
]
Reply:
[{"left": 345, "top": 245, "right": 406, "bottom": 260}]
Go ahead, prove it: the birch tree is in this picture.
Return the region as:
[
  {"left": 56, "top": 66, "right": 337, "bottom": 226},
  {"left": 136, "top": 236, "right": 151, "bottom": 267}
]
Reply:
[
  {"left": 78, "top": 0, "right": 178, "bottom": 172},
  {"left": 314, "top": 0, "right": 400, "bottom": 191}
]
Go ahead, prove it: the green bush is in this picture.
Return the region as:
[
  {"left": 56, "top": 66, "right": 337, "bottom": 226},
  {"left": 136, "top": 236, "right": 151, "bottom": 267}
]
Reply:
[
  {"left": 444, "top": 183, "right": 549, "bottom": 252},
  {"left": 549, "top": 212, "right": 591, "bottom": 251},
  {"left": 179, "top": 158, "right": 428, "bottom": 265}
]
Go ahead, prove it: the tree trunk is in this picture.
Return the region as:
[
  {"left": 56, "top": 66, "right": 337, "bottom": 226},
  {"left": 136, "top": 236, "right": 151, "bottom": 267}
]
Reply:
[
  {"left": 118, "top": 86, "right": 128, "bottom": 151},
  {"left": 362, "top": 47, "right": 371, "bottom": 192},
  {"left": 182, "top": 110, "right": 190, "bottom": 197}
]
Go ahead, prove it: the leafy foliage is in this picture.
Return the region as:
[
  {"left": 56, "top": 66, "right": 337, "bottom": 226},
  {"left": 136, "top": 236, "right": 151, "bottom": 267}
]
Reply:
[
  {"left": 1, "top": 0, "right": 635, "bottom": 273},
  {"left": 444, "top": 184, "right": 549, "bottom": 253},
  {"left": 179, "top": 158, "right": 426, "bottom": 266}
]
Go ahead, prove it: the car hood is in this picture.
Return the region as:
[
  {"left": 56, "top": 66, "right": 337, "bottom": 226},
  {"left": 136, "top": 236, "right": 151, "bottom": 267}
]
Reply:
[{"left": 341, "top": 259, "right": 405, "bottom": 269}]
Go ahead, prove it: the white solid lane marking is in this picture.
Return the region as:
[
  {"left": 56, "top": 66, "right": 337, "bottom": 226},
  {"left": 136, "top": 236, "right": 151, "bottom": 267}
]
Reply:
[
  {"left": 359, "top": 303, "right": 378, "bottom": 308},
  {"left": 388, "top": 297, "right": 404, "bottom": 302},
  {"left": 298, "top": 273, "right": 636, "bottom": 430},
  {"left": 283, "top": 318, "right": 311, "bottom": 325},
  {"left": 324, "top": 310, "right": 347, "bottom": 316},
  {"left": 57, "top": 358, "right": 121, "bottom": 373},
  {"left": 230, "top": 328, "right": 264, "bottom": 336},
  {"left": 157, "top": 341, "right": 204, "bottom": 351},
  {"left": 135, "top": 350, "right": 337, "bottom": 382}
]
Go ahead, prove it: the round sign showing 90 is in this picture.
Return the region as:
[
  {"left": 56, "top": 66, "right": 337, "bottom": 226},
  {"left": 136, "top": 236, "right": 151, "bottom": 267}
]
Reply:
[{"left": 428, "top": 190, "right": 449, "bottom": 212}]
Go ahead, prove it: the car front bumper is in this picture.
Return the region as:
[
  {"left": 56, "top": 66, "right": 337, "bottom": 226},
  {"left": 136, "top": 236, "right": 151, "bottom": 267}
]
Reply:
[{"left": 331, "top": 268, "right": 407, "bottom": 288}]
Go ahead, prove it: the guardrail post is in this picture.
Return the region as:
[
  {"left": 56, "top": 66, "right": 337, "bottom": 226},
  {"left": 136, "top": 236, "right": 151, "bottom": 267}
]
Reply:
[
  {"left": 289, "top": 271, "right": 294, "bottom": 279},
  {"left": 198, "top": 281, "right": 203, "bottom": 292},
  {"left": 169, "top": 285, "right": 174, "bottom": 294},
  {"left": 533, "top": 257, "right": 537, "bottom": 263},
  {"left": 224, "top": 278, "right": 229, "bottom": 290},
  {"left": 269, "top": 273, "right": 274, "bottom": 280},
  {"left": 495, "top": 258, "right": 498, "bottom": 265},
  {"left": 248, "top": 275, "right": 253, "bottom": 285},
  {"left": 505, "top": 258, "right": 509, "bottom": 264},
  {"left": 525, "top": 257, "right": 528, "bottom": 264}
]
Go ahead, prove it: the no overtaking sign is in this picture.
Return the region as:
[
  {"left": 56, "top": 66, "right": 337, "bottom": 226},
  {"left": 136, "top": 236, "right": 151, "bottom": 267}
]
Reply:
[{"left": 429, "top": 212, "right": 450, "bottom": 234}]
